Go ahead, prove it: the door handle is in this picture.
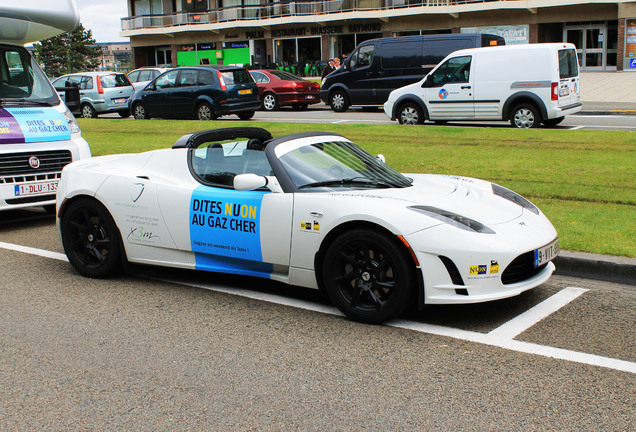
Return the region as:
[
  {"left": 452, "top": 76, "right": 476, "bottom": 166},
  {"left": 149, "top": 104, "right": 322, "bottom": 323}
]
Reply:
[{"left": 461, "top": 85, "right": 471, "bottom": 90}]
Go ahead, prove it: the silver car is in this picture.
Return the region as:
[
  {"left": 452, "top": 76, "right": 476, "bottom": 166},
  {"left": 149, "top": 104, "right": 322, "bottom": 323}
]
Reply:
[
  {"left": 52, "top": 72, "right": 135, "bottom": 118},
  {"left": 127, "top": 67, "right": 170, "bottom": 92}
]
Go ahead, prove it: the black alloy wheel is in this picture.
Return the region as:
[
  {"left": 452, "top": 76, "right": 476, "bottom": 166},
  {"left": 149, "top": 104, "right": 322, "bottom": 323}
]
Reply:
[
  {"left": 322, "top": 229, "right": 414, "bottom": 324},
  {"left": 61, "top": 198, "right": 122, "bottom": 278}
]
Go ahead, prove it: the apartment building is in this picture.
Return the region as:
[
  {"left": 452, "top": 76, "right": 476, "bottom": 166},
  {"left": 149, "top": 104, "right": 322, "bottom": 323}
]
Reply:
[{"left": 121, "top": 0, "right": 636, "bottom": 73}]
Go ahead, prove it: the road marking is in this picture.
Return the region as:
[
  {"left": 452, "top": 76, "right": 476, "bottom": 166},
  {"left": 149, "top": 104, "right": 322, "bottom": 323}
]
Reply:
[
  {"left": 1, "top": 241, "right": 634, "bottom": 374},
  {"left": 487, "top": 287, "right": 588, "bottom": 339}
]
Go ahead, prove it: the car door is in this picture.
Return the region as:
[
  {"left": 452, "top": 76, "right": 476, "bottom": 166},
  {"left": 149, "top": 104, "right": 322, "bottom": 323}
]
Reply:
[
  {"left": 171, "top": 69, "right": 199, "bottom": 117},
  {"left": 140, "top": 69, "right": 179, "bottom": 118},
  {"left": 422, "top": 55, "right": 475, "bottom": 120},
  {"left": 157, "top": 140, "right": 293, "bottom": 277}
]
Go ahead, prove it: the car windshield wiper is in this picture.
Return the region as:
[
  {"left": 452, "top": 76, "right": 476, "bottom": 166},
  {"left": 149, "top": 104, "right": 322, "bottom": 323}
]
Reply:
[{"left": 298, "top": 177, "right": 394, "bottom": 190}]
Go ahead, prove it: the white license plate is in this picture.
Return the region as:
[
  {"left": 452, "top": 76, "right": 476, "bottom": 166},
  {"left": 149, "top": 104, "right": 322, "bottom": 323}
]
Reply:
[
  {"left": 14, "top": 180, "right": 59, "bottom": 197},
  {"left": 113, "top": 98, "right": 128, "bottom": 104},
  {"left": 559, "top": 87, "right": 570, "bottom": 97},
  {"left": 534, "top": 238, "right": 560, "bottom": 267}
]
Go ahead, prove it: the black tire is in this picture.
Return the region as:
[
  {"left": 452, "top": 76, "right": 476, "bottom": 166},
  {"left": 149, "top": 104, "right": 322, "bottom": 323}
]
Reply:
[
  {"left": 132, "top": 103, "right": 149, "bottom": 119},
  {"left": 118, "top": 110, "right": 130, "bottom": 118},
  {"left": 543, "top": 117, "right": 565, "bottom": 127},
  {"left": 262, "top": 93, "right": 279, "bottom": 111},
  {"left": 510, "top": 103, "right": 541, "bottom": 128},
  {"left": 330, "top": 90, "right": 349, "bottom": 113},
  {"left": 81, "top": 103, "right": 98, "bottom": 119},
  {"left": 397, "top": 102, "right": 424, "bottom": 125},
  {"left": 237, "top": 110, "right": 255, "bottom": 120},
  {"left": 292, "top": 103, "right": 308, "bottom": 111},
  {"left": 322, "top": 229, "right": 415, "bottom": 324},
  {"left": 60, "top": 198, "right": 122, "bottom": 278},
  {"left": 196, "top": 102, "right": 214, "bottom": 121}
]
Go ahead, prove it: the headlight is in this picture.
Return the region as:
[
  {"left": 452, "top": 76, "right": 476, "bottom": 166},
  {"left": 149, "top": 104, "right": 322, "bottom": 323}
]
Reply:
[
  {"left": 492, "top": 184, "right": 539, "bottom": 215},
  {"left": 407, "top": 205, "right": 495, "bottom": 234},
  {"left": 61, "top": 104, "right": 81, "bottom": 134}
]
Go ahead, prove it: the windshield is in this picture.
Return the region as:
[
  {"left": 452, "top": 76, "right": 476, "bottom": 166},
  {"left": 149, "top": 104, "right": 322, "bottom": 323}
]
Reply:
[
  {"left": 276, "top": 139, "right": 412, "bottom": 191},
  {"left": 0, "top": 44, "right": 58, "bottom": 103}
]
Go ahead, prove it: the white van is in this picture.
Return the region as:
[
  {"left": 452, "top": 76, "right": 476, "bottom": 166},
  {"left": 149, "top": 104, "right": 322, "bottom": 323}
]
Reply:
[
  {"left": 384, "top": 43, "right": 581, "bottom": 128},
  {"left": 0, "top": 0, "right": 91, "bottom": 212}
]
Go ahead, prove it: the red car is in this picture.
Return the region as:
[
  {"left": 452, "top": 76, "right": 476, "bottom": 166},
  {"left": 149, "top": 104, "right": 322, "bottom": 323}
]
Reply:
[{"left": 249, "top": 69, "right": 320, "bottom": 111}]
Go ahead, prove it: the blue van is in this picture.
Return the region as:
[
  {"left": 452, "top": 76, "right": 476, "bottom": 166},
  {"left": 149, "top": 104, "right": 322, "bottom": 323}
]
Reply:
[{"left": 320, "top": 33, "right": 505, "bottom": 112}]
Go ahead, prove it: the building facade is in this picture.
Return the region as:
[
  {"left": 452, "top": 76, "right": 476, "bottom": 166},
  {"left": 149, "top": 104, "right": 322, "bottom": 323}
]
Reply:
[
  {"left": 96, "top": 42, "right": 132, "bottom": 72},
  {"left": 122, "top": 0, "right": 636, "bottom": 73}
]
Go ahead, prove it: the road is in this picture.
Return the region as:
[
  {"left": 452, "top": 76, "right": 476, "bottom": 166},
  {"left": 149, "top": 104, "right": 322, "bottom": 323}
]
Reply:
[{"left": 1, "top": 208, "right": 634, "bottom": 431}]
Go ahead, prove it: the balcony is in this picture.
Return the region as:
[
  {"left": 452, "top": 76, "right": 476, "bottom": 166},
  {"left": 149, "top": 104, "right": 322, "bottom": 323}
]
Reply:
[{"left": 121, "top": 0, "right": 520, "bottom": 34}]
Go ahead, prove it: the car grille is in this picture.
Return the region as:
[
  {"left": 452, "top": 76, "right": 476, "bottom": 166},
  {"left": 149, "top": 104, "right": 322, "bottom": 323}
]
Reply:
[
  {"left": 0, "top": 150, "right": 72, "bottom": 182},
  {"left": 502, "top": 251, "right": 547, "bottom": 285}
]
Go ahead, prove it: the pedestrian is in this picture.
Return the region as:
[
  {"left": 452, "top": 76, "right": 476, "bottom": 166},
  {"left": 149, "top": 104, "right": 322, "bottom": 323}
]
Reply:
[{"left": 321, "top": 58, "right": 336, "bottom": 79}]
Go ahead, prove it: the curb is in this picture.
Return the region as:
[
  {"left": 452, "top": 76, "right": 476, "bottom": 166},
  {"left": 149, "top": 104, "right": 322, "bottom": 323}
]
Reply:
[
  {"left": 554, "top": 250, "right": 636, "bottom": 286},
  {"left": 578, "top": 110, "right": 636, "bottom": 116}
]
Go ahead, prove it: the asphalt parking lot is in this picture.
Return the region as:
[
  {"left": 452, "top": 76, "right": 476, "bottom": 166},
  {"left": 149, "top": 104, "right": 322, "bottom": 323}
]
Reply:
[{"left": 0, "top": 208, "right": 634, "bottom": 431}]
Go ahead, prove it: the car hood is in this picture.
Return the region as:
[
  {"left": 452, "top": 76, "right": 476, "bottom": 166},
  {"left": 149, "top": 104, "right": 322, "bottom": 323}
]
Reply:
[{"left": 330, "top": 173, "right": 525, "bottom": 226}]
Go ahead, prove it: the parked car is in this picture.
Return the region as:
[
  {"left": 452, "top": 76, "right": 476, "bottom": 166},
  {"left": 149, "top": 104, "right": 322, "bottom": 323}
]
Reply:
[
  {"left": 128, "top": 65, "right": 260, "bottom": 120},
  {"left": 384, "top": 43, "right": 581, "bottom": 128},
  {"left": 320, "top": 33, "right": 505, "bottom": 112},
  {"left": 249, "top": 69, "right": 320, "bottom": 111},
  {"left": 127, "top": 67, "right": 170, "bottom": 91},
  {"left": 51, "top": 72, "right": 135, "bottom": 118},
  {"left": 56, "top": 127, "right": 559, "bottom": 324}
]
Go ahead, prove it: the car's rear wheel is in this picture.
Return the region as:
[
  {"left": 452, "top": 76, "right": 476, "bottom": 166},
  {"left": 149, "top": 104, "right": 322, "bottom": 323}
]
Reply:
[
  {"left": 330, "top": 90, "right": 349, "bottom": 112},
  {"left": 196, "top": 102, "right": 214, "bottom": 121},
  {"left": 262, "top": 93, "right": 279, "bottom": 111},
  {"left": 322, "top": 229, "right": 415, "bottom": 324},
  {"left": 61, "top": 198, "right": 122, "bottom": 278},
  {"left": 511, "top": 103, "right": 541, "bottom": 128},
  {"left": 397, "top": 102, "right": 424, "bottom": 125},
  {"left": 81, "top": 103, "right": 98, "bottom": 119},
  {"left": 132, "top": 103, "right": 149, "bottom": 119},
  {"left": 237, "top": 110, "right": 255, "bottom": 120},
  {"left": 543, "top": 116, "right": 565, "bottom": 127}
]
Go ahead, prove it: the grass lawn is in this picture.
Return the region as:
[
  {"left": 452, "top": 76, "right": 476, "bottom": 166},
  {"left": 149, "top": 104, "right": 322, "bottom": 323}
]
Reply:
[{"left": 77, "top": 118, "right": 636, "bottom": 257}]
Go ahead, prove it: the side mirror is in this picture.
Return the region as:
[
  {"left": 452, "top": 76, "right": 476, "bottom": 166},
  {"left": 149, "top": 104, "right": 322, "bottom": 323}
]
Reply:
[
  {"left": 234, "top": 174, "right": 283, "bottom": 193},
  {"left": 376, "top": 154, "right": 386, "bottom": 164}
]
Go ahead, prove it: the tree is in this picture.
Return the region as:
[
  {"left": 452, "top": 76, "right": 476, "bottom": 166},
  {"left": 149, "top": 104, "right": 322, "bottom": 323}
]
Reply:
[{"left": 32, "top": 23, "right": 102, "bottom": 77}]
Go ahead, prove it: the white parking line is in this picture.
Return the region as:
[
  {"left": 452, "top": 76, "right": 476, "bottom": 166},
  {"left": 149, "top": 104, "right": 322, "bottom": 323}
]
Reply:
[
  {"left": 1, "top": 241, "right": 634, "bottom": 374},
  {"left": 487, "top": 287, "right": 588, "bottom": 339}
]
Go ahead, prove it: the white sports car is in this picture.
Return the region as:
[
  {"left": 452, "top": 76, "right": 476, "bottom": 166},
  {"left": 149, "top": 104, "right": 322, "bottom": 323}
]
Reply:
[{"left": 56, "top": 127, "right": 559, "bottom": 323}]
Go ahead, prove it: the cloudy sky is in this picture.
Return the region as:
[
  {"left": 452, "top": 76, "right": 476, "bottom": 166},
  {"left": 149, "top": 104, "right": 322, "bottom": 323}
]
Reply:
[{"left": 75, "top": 0, "right": 129, "bottom": 42}]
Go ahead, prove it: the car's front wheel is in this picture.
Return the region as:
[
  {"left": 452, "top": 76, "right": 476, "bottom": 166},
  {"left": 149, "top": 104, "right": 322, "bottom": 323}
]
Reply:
[
  {"left": 132, "top": 103, "right": 150, "bottom": 119},
  {"left": 510, "top": 103, "right": 541, "bottom": 128},
  {"left": 196, "top": 102, "right": 215, "bottom": 121},
  {"left": 237, "top": 110, "right": 255, "bottom": 120},
  {"left": 81, "top": 103, "right": 98, "bottom": 119},
  {"left": 262, "top": 93, "right": 279, "bottom": 111},
  {"left": 322, "top": 229, "right": 415, "bottom": 324},
  {"left": 397, "top": 103, "right": 424, "bottom": 125},
  {"left": 61, "top": 198, "right": 122, "bottom": 278},
  {"left": 330, "top": 90, "right": 349, "bottom": 112}
]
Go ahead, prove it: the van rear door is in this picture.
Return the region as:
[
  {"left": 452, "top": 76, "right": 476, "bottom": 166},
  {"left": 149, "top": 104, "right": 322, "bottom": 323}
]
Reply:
[{"left": 557, "top": 48, "right": 580, "bottom": 108}]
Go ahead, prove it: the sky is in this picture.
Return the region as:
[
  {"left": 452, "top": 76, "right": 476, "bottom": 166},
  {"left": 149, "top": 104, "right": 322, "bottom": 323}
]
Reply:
[{"left": 75, "top": 0, "right": 129, "bottom": 43}]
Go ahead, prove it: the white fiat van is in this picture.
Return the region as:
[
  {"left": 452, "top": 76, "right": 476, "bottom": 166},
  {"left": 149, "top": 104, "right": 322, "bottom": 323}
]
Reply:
[
  {"left": 0, "top": 0, "right": 91, "bottom": 212},
  {"left": 384, "top": 43, "right": 581, "bottom": 128}
]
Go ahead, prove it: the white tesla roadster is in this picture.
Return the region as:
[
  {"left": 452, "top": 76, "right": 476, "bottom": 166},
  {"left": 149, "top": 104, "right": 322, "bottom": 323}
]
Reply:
[{"left": 57, "top": 127, "right": 559, "bottom": 323}]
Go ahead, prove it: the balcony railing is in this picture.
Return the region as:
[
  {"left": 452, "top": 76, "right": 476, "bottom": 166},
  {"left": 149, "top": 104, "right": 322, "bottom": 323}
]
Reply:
[{"left": 121, "top": 0, "right": 503, "bottom": 31}]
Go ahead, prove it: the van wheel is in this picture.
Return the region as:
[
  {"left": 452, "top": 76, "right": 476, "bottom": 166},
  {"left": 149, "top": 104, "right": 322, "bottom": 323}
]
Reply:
[
  {"left": 262, "top": 93, "right": 279, "bottom": 111},
  {"left": 511, "top": 103, "right": 541, "bottom": 128},
  {"left": 397, "top": 103, "right": 424, "bottom": 125},
  {"left": 543, "top": 117, "right": 564, "bottom": 127},
  {"left": 237, "top": 111, "right": 255, "bottom": 120},
  {"left": 81, "top": 103, "right": 98, "bottom": 119},
  {"left": 133, "top": 103, "right": 149, "bottom": 119},
  {"left": 330, "top": 90, "right": 349, "bottom": 112}
]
